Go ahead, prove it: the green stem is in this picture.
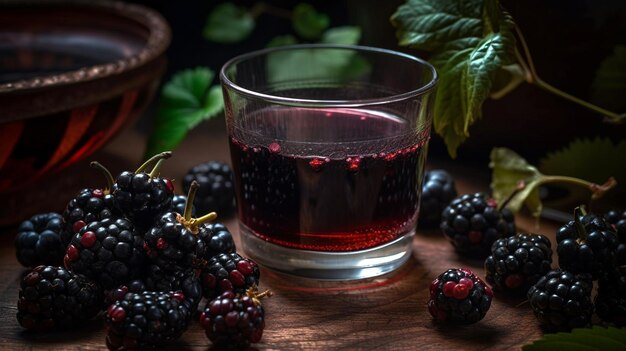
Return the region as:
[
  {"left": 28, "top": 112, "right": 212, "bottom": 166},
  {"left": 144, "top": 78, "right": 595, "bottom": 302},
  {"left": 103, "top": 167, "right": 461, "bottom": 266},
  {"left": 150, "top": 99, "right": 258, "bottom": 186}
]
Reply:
[
  {"left": 514, "top": 24, "right": 625, "bottom": 124},
  {"left": 537, "top": 175, "right": 617, "bottom": 199},
  {"left": 183, "top": 181, "right": 198, "bottom": 221},
  {"left": 533, "top": 78, "right": 624, "bottom": 124},
  {"left": 136, "top": 151, "right": 172, "bottom": 174},
  {"left": 90, "top": 161, "right": 115, "bottom": 191},
  {"left": 573, "top": 206, "right": 588, "bottom": 241}
]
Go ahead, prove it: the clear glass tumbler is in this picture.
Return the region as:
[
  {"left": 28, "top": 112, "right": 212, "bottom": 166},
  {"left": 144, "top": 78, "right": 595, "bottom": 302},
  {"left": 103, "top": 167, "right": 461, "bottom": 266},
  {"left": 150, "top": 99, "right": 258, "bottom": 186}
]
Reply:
[{"left": 221, "top": 44, "right": 437, "bottom": 280}]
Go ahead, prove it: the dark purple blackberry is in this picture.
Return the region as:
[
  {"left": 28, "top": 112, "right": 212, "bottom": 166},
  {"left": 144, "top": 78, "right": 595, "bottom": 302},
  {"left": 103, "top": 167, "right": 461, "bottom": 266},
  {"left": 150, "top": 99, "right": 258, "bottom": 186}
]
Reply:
[
  {"left": 199, "top": 287, "right": 270, "bottom": 349},
  {"left": 527, "top": 270, "right": 593, "bottom": 331},
  {"left": 64, "top": 217, "right": 145, "bottom": 289},
  {"left": 144, "top": 181, "right": 218, "bottom": 272},
  {"left": 143, "top": 264, "right": 202, "bottom": 308},
  {"left": 604, "top": 209, "right": 626, "bottom": 266},
  {"left": 595, "top": 267, "right": 626, "bottom": 326},
  {"left": 62, "top": 161, "right": 119, "bottom": 246},
  {"left": 418, "top": 169, "right": 457, "bottom": 229},
  {"left": 484, "top": 233, "right": 553, "bottom": 295},
  {"left": 17, "top": 265, "right": 102, "bottom": 330},
  {"left": 428, "top": 268, "right": 493, "bottom": 324},
  {"left": 15, "top": 213, "right": 65, "bottom": 267},
  {"left": 203, "top": 222, "right": 236, "bottom": 261},
  {"left": 441, "top": 192, "right": 516, "bottom": 257},
  {"left": 200, "top": 252, "right": 260, "bottom": 300},
  {"left": 182, "top": 161, "right": 235, "bottom": 216},
  {"left": 111, "top": 152, "right": 174, "bottom": 228},
  {"left": 105, "top": 290, "right": 193, "bottom": 350},
  {"left": 556, "top": 208, "right": 619, "bottom": 280}
]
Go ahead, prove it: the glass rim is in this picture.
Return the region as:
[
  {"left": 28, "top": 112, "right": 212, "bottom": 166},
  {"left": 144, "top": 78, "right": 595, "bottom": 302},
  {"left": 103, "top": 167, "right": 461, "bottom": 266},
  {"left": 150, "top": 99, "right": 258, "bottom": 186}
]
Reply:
[{"left": 219, "top": 44, "right": 438, "bottom": 107}]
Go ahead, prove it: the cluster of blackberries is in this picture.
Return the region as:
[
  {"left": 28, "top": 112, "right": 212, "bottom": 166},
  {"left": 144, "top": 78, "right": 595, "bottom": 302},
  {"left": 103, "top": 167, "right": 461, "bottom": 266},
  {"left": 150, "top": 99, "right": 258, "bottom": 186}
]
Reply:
[
  {"left": 14, "top": 153, "right": 268, "bottom": 350},
  {"left": 483, "top": 207, "right": 624, "bottom": 332}
]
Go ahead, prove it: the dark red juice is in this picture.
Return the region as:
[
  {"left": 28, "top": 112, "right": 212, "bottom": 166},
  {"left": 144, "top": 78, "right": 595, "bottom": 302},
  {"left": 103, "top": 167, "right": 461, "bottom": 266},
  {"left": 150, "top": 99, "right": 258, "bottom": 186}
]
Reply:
[{"left": 229, "top": 107, "right": 429, "bottom": 252}]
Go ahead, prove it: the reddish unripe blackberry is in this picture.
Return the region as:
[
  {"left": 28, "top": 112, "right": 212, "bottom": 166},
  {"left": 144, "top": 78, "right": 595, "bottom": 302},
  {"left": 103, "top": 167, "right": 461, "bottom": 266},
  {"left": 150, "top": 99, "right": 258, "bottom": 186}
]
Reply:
[
  {"left": 112, "top": 152, "right": 174, "bottom": 229},
  {"left": 527, "top": 270, "right": 593, "bottom": 332},
  {"left": 595, "top": 267, "right": 626, "bottom": 326},
  {"left": 428, "top": 268, "right": 493, "bottom": 324},
  {"left": 484, "top": 233, "right": 552, "bottom": 295},
  {"left": 557, "top": 208, "right": 619, "bottom": 280},
  {"left": 441, "top": 192, "right": 516, "bottom": 257},
  {"left": 17, "top": 265, "right": 102, "bottom": 330},
  {"left": 144, "top": 181, "right": 218, "bottom": 273},
  {"left": 15, "top": 212, "right": 65, "bottom": 267},
  {"left": 64, "top": 217, "right": 145, "bottom": 289},
  {"left": 200, "top": 287, "right": 271, "bottom": 349},
  {"left": 604, "top": 209, "right": 626, "bottom": 266},
  {"left": 105, "top": 290, "right": 193, "bottom": 350},
  {"left": 200, "top": 252, "right": 260, "bottom": 300},
  {"left": 419, "top": 169, "right": 457, "bottom": 229},
  {"left": 183, "top": 161, "right": 236, "bottom": 216}
]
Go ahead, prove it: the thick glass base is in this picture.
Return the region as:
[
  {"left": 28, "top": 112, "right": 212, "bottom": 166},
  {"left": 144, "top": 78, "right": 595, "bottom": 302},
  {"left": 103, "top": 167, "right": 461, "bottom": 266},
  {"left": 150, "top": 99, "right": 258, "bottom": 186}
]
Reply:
[{"left": 239, "top": 224, "right": 415, "bottom": 281}]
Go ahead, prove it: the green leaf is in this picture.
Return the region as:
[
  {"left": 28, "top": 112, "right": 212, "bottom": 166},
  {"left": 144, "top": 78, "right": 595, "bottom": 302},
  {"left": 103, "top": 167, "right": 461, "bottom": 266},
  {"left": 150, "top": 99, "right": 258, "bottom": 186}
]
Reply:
[
  {"left": 292, "top": 3, "right": 330, "bottom": 40},
  {"left": 489, "top": 147, "right": 544, "bottom": 217},
  {"left": 145, "top": 68, "right": 224, "bottom": 158},
  {"left": 266, "top": 35, "right": 298, "bottom": 48},
  {"left": 522, "top": 326, "right": 626, "bottom": 351},
  {"left": 203, "top": 3, "right": 254, "bottom": 43},
  {"left": 391, "top": 0, "right": 517, "bottom": 157},
  {"left": 539, "top": 138, "right": 626, "bottom": 192},
  {"left": 591, "top": 45, "right": 626, "bottom": 112},
  {"left": 321, "top": 26, "right": 361, "bottom": 45}
]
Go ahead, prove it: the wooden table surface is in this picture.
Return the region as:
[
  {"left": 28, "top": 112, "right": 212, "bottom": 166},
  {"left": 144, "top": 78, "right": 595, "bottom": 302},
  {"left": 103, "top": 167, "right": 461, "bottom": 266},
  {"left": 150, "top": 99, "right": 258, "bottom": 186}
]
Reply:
[{"left": 0, "top": 121, "right": 559, "bottom": 350}]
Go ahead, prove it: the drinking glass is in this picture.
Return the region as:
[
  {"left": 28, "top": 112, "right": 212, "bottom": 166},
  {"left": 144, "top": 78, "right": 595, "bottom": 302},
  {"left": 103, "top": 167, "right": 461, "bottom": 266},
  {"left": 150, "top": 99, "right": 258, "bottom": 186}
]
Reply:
[{"left": 221, "top": 44, "right": 437, "bottom": 280}]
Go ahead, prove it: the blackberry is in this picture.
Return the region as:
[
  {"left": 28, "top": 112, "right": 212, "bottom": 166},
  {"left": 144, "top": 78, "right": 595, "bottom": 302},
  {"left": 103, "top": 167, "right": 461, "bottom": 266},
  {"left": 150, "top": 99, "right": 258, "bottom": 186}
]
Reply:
[
  {"left": 604, "top": 209, "right": 626, "bottom": 266},
  {"left": 428, "top": 268, "right": 493, "bottom": 324},
  {"left": 144, "top": 182, "right": 217, "bottom": 272},
  {"left": 144, "top": 264, "right": 203, "bottom": 308},
  {"left": 556, "top": 207, "right": 619, "bottom": 279},
  {"left": 595, "top": 267, "right": 626, "bottom": 326},
  {"left": 183, "top": 161, "right": 236, "bottom": 217},
  {"left": 527, "top": 270, "right": 593, "bottom": 331},
  {"left": 62, "top": 161, "right": 119, "bottom": 247},
  {"left": 15, "top": 212, "right": 65, "bottom": 267},
  {"left": 105, "top": 290, "right": 194, "bottom": 350},
  {"left": 17, "top": 265, "right": 102, "bottom": 330},
  {"left": 199, "top": 287, "right": 271, "bottom": 349},
  {"left": 418, "top": 169, "right": 457, "bottom": 229},
  {"left": 200, "top": 252, "right": 260, "bottom": 300},
  {"left": 64, "top": 217, "right": 145, "bottom": 289},
  {"left": 441, "top": 192, "right": 516, "bottom": 257},
  {"left": 484, "top": 233, "right": 553, "bottom": 295},
  {"left": 203, "top": 222, "right": 236, "bottom": 261},
  {"left": 112, "top": 152, "right": 174, "bottom": 228}
]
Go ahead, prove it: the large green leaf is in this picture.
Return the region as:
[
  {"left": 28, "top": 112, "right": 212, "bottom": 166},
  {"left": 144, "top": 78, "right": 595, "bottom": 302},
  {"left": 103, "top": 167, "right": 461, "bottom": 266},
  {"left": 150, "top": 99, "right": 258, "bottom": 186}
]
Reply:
[
  {"left": 203, "top": 3, "right": 254, "bottom": 43},
  {"left": 292, "top": 3, "right": 329, "bottom": 40},
  {"left": 489, "top": 147, "right": 543, "bottom": 217},
  {"left": 591, "top": 45, "right": 626, "bottom": 112},
  {"left": 522, "top": 326, "right": 626, "bottom": 351},
  {"left": 145, "top": 68, "right": 224, "bottom": 158},
  {"left": 391, "top": 0, "right": 517, "bottom": 158}
]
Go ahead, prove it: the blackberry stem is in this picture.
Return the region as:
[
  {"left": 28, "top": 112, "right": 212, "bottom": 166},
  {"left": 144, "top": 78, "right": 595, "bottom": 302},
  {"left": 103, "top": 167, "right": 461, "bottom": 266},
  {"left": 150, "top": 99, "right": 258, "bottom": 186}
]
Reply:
[
  {"left": 135, "top": 151, "right": 172, "bottom": 174},
  {"left": 149, "top": 158, "right": 167, "bottom": 179},
  {"left": 183, "top": 181, "right": 199, "bottom": 221},
  {"left": 497, "top": 180, "right": 526, "bottom": 212},
  {"left": 573, "top": 206, "right": 589, "bottom": 242},
  {"left": 89, "top": 161, "right": 114, "bottom": 192}
]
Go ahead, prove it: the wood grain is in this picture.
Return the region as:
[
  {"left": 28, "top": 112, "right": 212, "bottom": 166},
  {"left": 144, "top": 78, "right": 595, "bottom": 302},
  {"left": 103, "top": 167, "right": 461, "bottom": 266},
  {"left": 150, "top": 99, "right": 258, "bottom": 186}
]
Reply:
[{"left": 0, "top": 122, "right": 557, "bottom": 350}]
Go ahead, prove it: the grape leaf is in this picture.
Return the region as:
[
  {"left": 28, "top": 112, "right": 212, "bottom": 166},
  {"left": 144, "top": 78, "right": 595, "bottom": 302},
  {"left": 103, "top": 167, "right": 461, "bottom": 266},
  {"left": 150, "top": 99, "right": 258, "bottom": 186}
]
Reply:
[
  {"left": 539, "top": 138, "right": 626, "bottom": 191},
  {"left": 591, "top": 45, "right": 626, "bottom": 112},
  {"left": 145, "top": 68, "right": 223, "bottom": 158},
  {"left": 391, "top": 0, "right": 517, "bottom": 158},
  {"left": 203, "top": 2, "right": 254, "bottom": 43},
  {"left": 292, "top": 3, "right": 329, "bottom": 40},
  {"left": 490, "top": 147, "right": 543, "bottom": 217},
  {"left": 522, "top": 326, "right": 626, "bottom": 351}
]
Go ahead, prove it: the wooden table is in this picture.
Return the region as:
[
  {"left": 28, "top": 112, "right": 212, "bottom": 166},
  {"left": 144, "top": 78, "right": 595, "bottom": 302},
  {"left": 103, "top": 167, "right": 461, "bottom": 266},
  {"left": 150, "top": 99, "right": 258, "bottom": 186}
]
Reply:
[{"left": 0, "top": 121, "right": 559, "bottom": 350}]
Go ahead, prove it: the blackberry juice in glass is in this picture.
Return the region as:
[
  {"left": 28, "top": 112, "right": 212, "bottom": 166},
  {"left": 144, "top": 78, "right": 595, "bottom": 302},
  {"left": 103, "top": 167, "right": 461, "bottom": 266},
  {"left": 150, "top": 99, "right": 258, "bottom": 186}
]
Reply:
[{"left": 221, "top": 45, "right": 437, "bottom": 280}]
